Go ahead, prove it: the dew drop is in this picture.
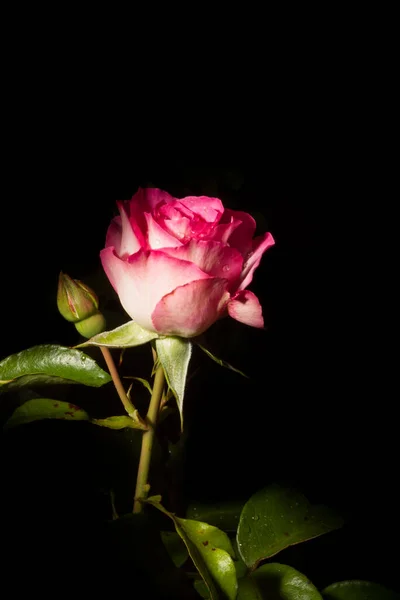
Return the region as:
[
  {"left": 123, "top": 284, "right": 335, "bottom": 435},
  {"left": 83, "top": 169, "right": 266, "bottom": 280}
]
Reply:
[
  {"left": 81, "top": 355, "right": 86, "bottom": 361},
  {"left": 254, "top": 515, "right": 259, "bottom": 521},
  {"left": 222, "top": 265, "right": 230, "bottom": 272}
]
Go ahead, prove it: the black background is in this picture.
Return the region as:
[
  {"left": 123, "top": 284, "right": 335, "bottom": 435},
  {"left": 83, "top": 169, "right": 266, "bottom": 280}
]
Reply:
[{"left": 0, "top": 39, "right": 396, "bottom": 595}]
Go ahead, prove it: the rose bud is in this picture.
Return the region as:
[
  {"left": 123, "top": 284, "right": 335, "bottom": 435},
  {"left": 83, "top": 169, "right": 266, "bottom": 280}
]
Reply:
[{"left": 57, "top": 272, "right": 100, "bottom": 322}]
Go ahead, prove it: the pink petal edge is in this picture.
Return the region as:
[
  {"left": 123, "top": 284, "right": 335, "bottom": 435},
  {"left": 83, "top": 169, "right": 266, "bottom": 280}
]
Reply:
[
  {"left": 144, "top": 212, "right": 183, "bottom": 249},
  {"left": 162, "top": 239, "right": 243, "bottom": 286},
  {"left": 220, "top": 209, "right": 256, "bottom": 255},
  {"left": 152, "top": 278, "right": 230, "bottom": 337},
  {"left": 227, "top": 290, "right": 264, "bottom": 328},
  {"left": 105, "top": 216, "right": 122, "bottom": 251},
  {"left": 239, "top": 232, "right": 275, "bottom": 291},
  {"left": 115, "top": 201, "right": 142, "bottom": 257},
  {"left": 100, "top": 247, "right": 212, "bottom": 331}
]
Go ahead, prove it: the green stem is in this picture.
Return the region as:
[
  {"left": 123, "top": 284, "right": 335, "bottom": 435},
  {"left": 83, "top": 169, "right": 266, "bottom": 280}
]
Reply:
[
  {"left": 100, "top": 346, "right": 137, "bottom": 417},
  {"left": 133, "top": 359, "right": 165, "bottom": 513}
]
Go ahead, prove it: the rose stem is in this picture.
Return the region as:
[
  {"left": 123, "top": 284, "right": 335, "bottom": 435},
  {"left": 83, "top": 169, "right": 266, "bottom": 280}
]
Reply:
[
  {"left": 133, "top": 352, "right": 165, "bottom": 513},
  {"left": 100, "top": 346, "right": 137, "bottom": 417}
]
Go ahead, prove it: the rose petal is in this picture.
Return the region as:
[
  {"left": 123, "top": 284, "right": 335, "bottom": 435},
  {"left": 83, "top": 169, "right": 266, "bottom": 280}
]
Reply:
[
  {"left": 179, "top": 195, "right": 224, "bottom": 223},
  {"left": 144, "top": 212, "right": 183, "bottom": 249},
  {"left": 118, "top": 189, "right": 177, "bottom": 241},
  {"left": 152, "top": 278, "right": 230, "bottom": 337},
  {"left": 113, "top": 201, "right": 142, "bottom": 257},
  {"left": 211, "top": 216, "right": 242, "bottom": 244},
  {"left": 221, "top": 209, "right": 257, "bottom": 256},
  {"left": 163, "top": 240, "right": 243, "bottom": 288},
  {"left": 135, "top": 187, "right": 176, "bottom": 212},
  {"left": 105, "top": 216, "right": 122, "bottom": 250},
  {"left": 158, "top": 200, "right": 194, "bottom": 220},
  {"left": 227, "top": 290, "right": 264, "bottom": 328},
  {"left": 159, "top": 206, "right": 215, "bottom": 241},
  {"left": 161, "top": 214, "right": 193, "bottom": 241},
  {"left": 100, "top": 247, "right": 210, "bottom": 331},
  {"left": 238, "top": 232, "right": 275, "bottom": 291},
  {"left": 157, "top": 197, "right": 223, "bottom": 242}
]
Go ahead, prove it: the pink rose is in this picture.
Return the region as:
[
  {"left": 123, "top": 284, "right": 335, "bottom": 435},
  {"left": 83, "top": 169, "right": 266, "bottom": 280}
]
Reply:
[{"left": 101, "top": 187, "right": 274, "bottom": 338}]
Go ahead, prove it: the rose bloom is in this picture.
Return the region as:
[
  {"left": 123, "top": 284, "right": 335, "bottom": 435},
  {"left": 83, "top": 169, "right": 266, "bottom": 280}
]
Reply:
[{"left": 101, "top": 188, "right": 274, "bottom": 338}]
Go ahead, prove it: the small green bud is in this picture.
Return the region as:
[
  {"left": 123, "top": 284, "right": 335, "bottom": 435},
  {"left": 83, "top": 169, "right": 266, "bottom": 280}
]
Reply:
[
  {"left": 75, "top": 313, "right": 107, "bottom": 338},
  {"left": 57, "top": 272, "right": 100, "bottom": 323}
]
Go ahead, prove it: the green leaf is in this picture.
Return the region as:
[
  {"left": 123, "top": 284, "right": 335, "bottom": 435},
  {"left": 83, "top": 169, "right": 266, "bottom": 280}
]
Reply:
[
  {"left": 160, "top": 531, "right": 189, "bottom": 567},
  {"left": 322, "top": 580, "right": 399, "bottom": 600},
  {"left": 4, "top": 398, "right": 89, "bottom": 429},
  {"left": 146, "top": 496, "right": 237, "bottom": 600},
  {"left": 237, "top": 484, "right": 343, "bottom": 569},
  {"left": 198, "top": 344, "right": 248, "bottom": 378},
  {"left": 155, "top": 337, "right": 192, "bottom": 430},
  {"left": 235, "top": 578, "right": 261, "bottom": 600},
  {"left": 4, "top": 400, "right": 147, "bottom": 432},
  {"left": 237, "top": 563, "right": 322, "bottom": 600},
  {"left": 194, "top": 579, "right": 212, "bottom": 598},
  {"left": 187, "top": 500, "right": 245, "bottom": 532},
  {"left": 77, "top": 320, "right": 158, "bottom": 348},
  {"left": 0, "top": 345, "right": 111, "bottom": 391},
  {"left": 90, "top": 415, "right": 147, "bottom": 431},
  {"left": 124, "top": 376, "right": 153, "bottom": 396},
  {"left": 232, "top": 539, "right": 249, "bottom": 579}
]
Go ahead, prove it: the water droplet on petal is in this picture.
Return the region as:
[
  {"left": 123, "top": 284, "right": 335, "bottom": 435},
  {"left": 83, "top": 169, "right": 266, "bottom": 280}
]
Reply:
[{"left": 222, "top": 265, "right": 230, "bottom": 272}]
